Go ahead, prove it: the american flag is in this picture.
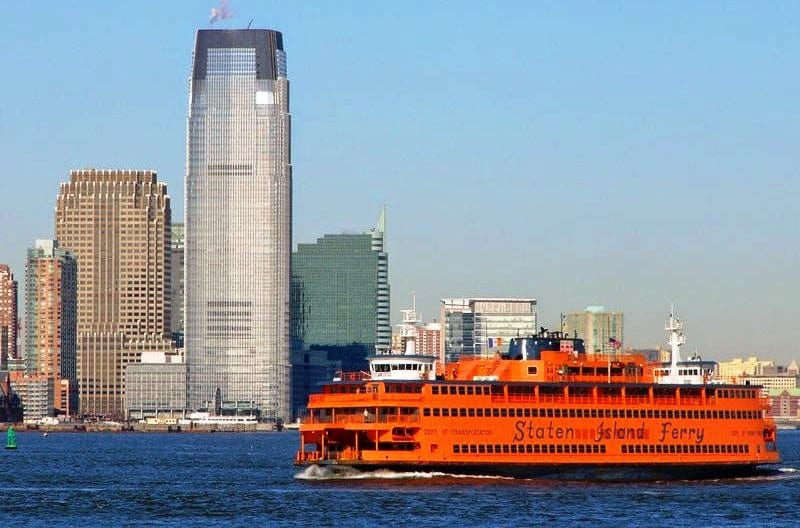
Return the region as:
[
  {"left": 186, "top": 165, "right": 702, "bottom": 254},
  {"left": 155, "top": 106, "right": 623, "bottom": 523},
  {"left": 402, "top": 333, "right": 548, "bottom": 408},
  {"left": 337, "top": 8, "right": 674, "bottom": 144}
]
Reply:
[{"left": 608, "top": 337, "right": 621, "bottom": 349}]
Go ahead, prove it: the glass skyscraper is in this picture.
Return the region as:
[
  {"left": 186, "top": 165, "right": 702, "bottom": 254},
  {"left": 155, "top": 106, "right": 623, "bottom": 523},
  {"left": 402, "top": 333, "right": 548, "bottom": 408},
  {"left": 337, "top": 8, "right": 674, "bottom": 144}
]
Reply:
[
  {"left": 185, "top": 29, "right": 292, "bottom": 422},
  {"left": 291, "top": 209, "right": 391, "bottom": 368}
]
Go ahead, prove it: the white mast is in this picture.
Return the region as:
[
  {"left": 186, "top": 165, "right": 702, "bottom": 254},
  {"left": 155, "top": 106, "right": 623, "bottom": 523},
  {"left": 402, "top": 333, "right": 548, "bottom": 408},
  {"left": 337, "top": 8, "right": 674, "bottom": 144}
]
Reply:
[{"left": 666, "top": 305, "right": 686, "bottom": 369}]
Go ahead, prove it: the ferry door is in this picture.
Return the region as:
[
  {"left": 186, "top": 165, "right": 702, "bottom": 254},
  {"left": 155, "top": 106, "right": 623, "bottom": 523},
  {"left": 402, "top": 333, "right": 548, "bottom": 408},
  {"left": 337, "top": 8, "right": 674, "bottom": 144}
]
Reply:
[{"left": 372, "top": 384, "right": 379, "bottom": 400}]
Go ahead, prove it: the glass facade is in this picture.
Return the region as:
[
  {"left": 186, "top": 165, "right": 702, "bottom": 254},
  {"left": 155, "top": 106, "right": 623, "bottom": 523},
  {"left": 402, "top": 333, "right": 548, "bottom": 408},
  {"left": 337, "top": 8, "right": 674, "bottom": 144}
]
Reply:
[
  {"left": 291, "top": 228, "right": 389, "bottom": 361},
  {"left": 185, "top": 30, "right": 291, "bottom": 422},
  {"left": 441, "top": 298, "right": 537, "bottom": 362}
]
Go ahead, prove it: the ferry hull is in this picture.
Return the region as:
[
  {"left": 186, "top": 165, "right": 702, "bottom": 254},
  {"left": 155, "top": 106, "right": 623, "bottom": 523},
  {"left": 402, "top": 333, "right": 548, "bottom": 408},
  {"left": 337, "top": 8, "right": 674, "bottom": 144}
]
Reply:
[{"left": 301, "top": 460, "right": 777, "bottom": 482}]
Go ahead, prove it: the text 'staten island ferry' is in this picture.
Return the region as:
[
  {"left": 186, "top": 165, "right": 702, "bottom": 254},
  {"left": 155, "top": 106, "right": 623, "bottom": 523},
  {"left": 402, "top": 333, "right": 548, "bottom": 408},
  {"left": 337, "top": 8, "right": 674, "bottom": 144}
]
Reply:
[{"left": 295, "top": 313, "right": 780, "bottom": 480}]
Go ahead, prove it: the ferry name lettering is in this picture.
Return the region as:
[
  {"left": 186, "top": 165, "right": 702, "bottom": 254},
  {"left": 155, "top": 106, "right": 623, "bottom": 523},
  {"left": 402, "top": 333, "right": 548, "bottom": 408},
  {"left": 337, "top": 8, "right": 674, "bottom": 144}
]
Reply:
[
  {"left": 594, "top": 421, "right": 646, "bottom": 442},
  {"left": 658, "top": 421, "right": 704, "bottom": 443},
  {"left": 513, "top": 420, "right": 575, "bottom": 442}
]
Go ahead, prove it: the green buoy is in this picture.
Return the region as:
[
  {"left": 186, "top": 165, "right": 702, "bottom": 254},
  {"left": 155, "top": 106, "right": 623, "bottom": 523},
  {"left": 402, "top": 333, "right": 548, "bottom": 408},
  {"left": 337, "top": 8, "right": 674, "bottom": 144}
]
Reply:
[{"left": 5, "top": 426, "right": 17, "bottom": 450}]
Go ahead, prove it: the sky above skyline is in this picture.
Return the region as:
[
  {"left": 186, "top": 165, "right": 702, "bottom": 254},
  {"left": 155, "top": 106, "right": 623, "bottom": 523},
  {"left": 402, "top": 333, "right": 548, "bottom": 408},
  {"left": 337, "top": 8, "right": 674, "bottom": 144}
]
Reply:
[{"left": 1, "top": 1, "right": 798, "bottom": 364}]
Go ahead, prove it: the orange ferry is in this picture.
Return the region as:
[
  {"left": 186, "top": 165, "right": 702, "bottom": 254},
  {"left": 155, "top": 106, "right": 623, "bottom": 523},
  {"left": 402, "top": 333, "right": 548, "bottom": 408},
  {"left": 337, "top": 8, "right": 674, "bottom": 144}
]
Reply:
[{"left": 295, "top": 313, "right": 780, "bottom": 480}]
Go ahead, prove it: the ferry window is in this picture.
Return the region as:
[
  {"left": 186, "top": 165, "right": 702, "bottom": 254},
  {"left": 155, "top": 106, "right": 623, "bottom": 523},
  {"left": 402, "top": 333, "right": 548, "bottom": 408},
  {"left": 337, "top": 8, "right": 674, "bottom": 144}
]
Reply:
[
  {"left": 532, "top": 409, "right": 540, "bottom": 418},
  {"left": 423, "top": 408, "right": 431, "bottom": 417},
  {"left": 432, "top": 386, "right": 439, "bottom": 395},
  {"left": 534, "top": 445, "right": 541, "bottom": 454},
  {"left": 470, "top": 445, "right": 477, "bottom": 454},
  {"left": 458, "top": 386, "right": 465, "bottom": 395},
  {"left": 468, "top": 408, "right": 475, "bottom": 417},
  {"left": 526, "top": 445, "right": 533, "bottom": 454},
  {"left": 517, "top": 409, "right": 525, "bottom": 418},
  {"left": 476, "top": 408, "right": 483, "bottom": 417},
  {"left": 449, "top": 386, "right": 457, "bottom": 395},
  {"left": 553, "top": 409, "right": 561, "bottom": 418},
  {"left": 648, "top": 445, "right": 656, "bottom": 454},
  {"left": 524, "top": 409, "right": 531, "bottom": 417},
  {"left": 486, "top": 445, "right": 493, "bottom": 453},
  {"left": 500, "top": 409, "right": 507, "bottom": 418},
  {"left": 451, "top": 408, "right": 458, "bottom": 417},
  {"left": 442, "top": 409, "right": 449, "bottom": 417},
  {"left": 502, "top": 445, "right": 510, "bottom": 454},
  {"left": 459, "top": 408, "right": 467, "bottom": 417},
  {"left": 510, "top": 445, "right": 517, "bottom": 454},
  {"left": 556, "top": 445, "right": 563, "bottom": 454},
  {"left": 485, "top": 408, "right": 491, "bottom": 416},
  {"left": 483, "top": 387, "right": 491, "bottom": 395},
  {"left": 527, "top": 366, "right": 538, "bottom": 375},
  {"left": 478, "top": 445, "right": 485, "bottom": 454},
  {"left": 453, "top": 445, "right": 460, "bottom": 453},
  {"left": 467, "top": 387, "right": 474, "bottom": 396},
  {"left": 495, "top": 444, "right": 502, "bottom": 453},
  {"left": 493, "top": 409, "right": 500, "bottom": 417},
  {"left": 578, "top": 445, "right": 585, "bottom": 454},
  {"left": 604, "top": 409, "right": 612, "bottom": 418},
  {"left": 655, "top": 445, "right": 662, "bottom": 454},
  {"left": 590, "top": 409, "right": 597, "bottom": 418},
  {"left": 592, "top": 445, "right": 600, "bottom": 454},
  {"left": 433, "top": 408, "right": 440, "bottom": 417}
]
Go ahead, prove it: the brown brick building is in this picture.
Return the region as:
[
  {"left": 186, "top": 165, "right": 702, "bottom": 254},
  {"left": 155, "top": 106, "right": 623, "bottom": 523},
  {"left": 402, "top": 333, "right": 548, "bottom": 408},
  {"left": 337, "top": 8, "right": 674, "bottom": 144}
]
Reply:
[
  {"left": 55, "top": 169, "right": 173, "bottom": 418},
  {"left": 0, "top": 264, "right": 18, "bottom": 369}
]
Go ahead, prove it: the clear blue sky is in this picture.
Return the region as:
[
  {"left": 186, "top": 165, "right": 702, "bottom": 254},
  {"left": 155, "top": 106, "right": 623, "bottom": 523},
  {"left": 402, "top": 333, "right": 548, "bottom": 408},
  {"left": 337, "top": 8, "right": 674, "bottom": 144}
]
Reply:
[{"left": 1, "top": 1, "right": 798, "bottom": 364}]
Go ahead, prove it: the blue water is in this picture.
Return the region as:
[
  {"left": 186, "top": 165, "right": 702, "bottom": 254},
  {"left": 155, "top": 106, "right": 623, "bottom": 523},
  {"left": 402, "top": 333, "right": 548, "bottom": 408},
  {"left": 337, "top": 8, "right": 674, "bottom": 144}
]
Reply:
[{"left": 1, "top": 430, "right": 798, "bottom": 526}]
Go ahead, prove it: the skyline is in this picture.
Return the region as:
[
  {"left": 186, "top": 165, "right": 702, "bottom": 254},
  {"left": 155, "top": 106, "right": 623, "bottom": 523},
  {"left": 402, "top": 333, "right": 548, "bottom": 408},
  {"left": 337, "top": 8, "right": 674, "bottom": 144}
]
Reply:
[{"left": 1, "top": 1, "right": 798, "bottom": 363}]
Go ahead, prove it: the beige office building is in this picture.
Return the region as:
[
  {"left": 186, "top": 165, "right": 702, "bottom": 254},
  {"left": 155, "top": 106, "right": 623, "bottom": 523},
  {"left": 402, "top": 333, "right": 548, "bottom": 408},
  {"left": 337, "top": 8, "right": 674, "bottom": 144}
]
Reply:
[
  {"left": 55, "top": 169, "right": 173, "bottom": 418},
  {"left": 564, "top": 306, "right": 624, "bottom": 356}
]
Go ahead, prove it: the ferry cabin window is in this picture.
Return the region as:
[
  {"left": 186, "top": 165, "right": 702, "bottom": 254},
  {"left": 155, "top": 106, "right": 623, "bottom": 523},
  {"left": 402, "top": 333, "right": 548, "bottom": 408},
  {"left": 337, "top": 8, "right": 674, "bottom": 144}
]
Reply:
[
  {"left": 433, "top": 408, "right": 440, "bottom": 417},
  {"left": 527, "top": 366, "right": 538, "bottom": 375},
  {"left": 432, "top": 386, "right": 439, "bottom": 395}
]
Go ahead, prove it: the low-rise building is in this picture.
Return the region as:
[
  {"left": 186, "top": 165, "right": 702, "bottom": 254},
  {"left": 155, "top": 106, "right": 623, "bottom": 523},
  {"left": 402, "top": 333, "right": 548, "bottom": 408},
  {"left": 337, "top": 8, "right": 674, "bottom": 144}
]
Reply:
[
  {"left": 126, "top": 351, "right": 186, "bottom": 421},
  {"left": 766, "top": 388, "right": 800, "bottom": 423}
]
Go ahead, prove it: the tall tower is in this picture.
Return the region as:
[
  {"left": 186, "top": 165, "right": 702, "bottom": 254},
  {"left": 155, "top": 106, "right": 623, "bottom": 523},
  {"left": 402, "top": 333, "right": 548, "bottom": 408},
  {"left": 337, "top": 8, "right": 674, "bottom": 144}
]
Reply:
[
  {"left": 24, "top": 239, "right": 78, "bottom": 415},
  {"left": 55, "top": 169, "right": 173, "bottom": 418},
  {"left": 185, "top": 29, "right": 292, "bottom": 422},
  {"left": 371, "top": 207, "right": 391, "bottom": 353},
  {"left": 0, "top": 265, "right": 18, "bottom": 368}
]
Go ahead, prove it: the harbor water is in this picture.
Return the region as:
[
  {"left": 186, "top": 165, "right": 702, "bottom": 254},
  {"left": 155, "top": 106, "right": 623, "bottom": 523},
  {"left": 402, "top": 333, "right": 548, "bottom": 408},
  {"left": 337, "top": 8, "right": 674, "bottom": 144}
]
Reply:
[{"left": 1, "top": 429, "right": 798, "bottom": 526}]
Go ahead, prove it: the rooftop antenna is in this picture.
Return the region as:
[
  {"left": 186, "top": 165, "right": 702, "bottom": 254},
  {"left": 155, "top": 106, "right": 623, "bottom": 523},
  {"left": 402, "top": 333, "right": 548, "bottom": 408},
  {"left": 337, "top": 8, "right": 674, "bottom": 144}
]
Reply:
[{"left": 247, "top": 18, "right": 254, "bottom": 29}]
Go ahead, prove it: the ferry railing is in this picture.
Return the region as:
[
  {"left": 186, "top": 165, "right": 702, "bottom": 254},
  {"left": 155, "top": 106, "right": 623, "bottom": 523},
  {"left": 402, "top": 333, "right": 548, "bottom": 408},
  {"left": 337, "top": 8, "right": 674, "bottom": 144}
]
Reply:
[{"left": 301, "top": 414, "right": 420, "bottom": 425}]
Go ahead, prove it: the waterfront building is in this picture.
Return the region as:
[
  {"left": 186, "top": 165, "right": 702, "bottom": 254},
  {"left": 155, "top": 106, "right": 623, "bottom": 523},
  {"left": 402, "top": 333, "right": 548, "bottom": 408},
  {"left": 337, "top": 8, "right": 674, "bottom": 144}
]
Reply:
[
  {"left": 185, "top": 29, "right": 292, "bottom": 422},
  {"left": 767, "top": 388, "right": 800, "bottom": 423},
  {"left": 291, "top": 211, "right": 390, "bottom": 369},
  {"left": 440, "top": 298, "right": 537, "bottom": 363},
  {"left": 0, "top": 372, "right": 23, "bottom": 422},
  {"left": 23, "top": 239, "right": 78, "bottom": 416},
  {"left": 563, "top": 306, "right": 624, "bottom": 355},
  {"left": 0, "top": 265, "right": 18, "bottom": 369},
  {"left": 718, "top": 357, "right": 777, "bottom": 383},
  {"left": 126, "top": 351, "right": 187, "bottom": 421},
  {"left": 738, "top": 374, "right": 798, "bottom": 392},
  {"left": 55, "top": 169, "right": 173, "bottom": 419},
  {"left": 170, "top": 223, "right": 184, "bottom": 347}
]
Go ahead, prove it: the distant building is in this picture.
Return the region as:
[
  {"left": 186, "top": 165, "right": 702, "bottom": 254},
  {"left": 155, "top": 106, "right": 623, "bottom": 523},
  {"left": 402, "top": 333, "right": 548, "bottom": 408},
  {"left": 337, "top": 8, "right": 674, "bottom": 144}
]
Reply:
[
  {"left": 0, "top": 372, "right": 23, "bottom": 422},
  {"left": 9, "top": 371, "right": 49, "bottom": 422},
  {"left": 718, "top": 357, "right": 777, "bottom": 383},
  {"left": 55, "top": 169, "right": 173, "bottom": 419},
  {"left": 0, "top": 265, "right": 18, "bottom": 369},
  {"left": 564, "top": 306, "right": 624, "bottom": 356},
  {"left": 170, "top": 223, "right": 184, "bottom": 347},
  {"left": 291, "top": 208, "right": 391, "bottom": 372},
  {"left": 24, "top": 239, "right": 78, "bottom": 416},
  {"left": 766, "top": 388, "right": 800, "bottom": 423},
  {"left": 415, "top": 323, "right": 442, "bottom": 357},
  {"left": 739, "top": 374, "right": 798, "bottom": 392},
  {"left": 440, "top": 298, "right": 537, "bottom": 363},
  {"left": 126, "top": 351, "right": 187, "bottom": 421}
]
